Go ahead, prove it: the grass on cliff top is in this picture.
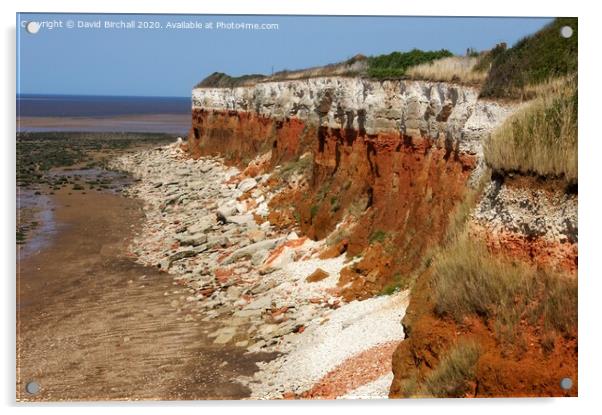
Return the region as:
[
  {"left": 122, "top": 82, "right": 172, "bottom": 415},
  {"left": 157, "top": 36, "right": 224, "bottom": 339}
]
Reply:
[
  {"left": 197, "top": 49, "right": 458, "bottom": 87},
  {"left": 432, "top": 233, "right": 577, "bottom": 342},
  {"left": 406, "top": 56, "right": 488, "bottom": 85},
  {"left": 366, "top": 49, "right": 454, "bottom": 79},
  {"left": 483, "top": 76, "right": 577, "bottom": 183},
  {"left": 196, "top": 55, "right": 368, "bottom": 88},
  {"left": 480, "top": 17, "right": 577, "bottom": 99}
]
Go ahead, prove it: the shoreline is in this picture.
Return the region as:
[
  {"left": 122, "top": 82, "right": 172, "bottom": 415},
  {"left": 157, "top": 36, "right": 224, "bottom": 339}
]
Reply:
[{"left": 16, "top": 145, "right": 271, "bottom": 401}]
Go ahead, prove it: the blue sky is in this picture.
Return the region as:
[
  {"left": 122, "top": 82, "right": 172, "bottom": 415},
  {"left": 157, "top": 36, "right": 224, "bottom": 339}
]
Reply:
[{"left": 17, "top": 13, "right": 553, "bottom": 97}]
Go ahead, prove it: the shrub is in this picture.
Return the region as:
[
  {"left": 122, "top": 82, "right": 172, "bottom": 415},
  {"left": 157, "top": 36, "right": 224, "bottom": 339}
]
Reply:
[
  {"left": 472, "top": 43, "right": 507, "bottom": 73},
  {"left": 480, "top": 17, "right": 577, "bottom": 99},
  {"left": 367, "top": 49, "right": 454, "bottom": 79},
  {"left": 483, "top": 77, "right": 577, "bottom": 183},
  {"left": 194, "top": 72, "right": 266, "bottom": 88},
  {"left": 422, "top": 339, "right": 482, "bottom": 398}
]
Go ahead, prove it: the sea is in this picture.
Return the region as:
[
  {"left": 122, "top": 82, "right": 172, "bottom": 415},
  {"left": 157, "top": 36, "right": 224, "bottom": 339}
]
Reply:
[{"left": 16, "top": 94, "right": 192, "bottom": 134}]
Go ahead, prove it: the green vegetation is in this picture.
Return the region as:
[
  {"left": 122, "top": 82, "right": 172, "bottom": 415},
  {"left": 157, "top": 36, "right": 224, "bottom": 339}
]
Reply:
[
  {"left": 368, "top": 229, "right": 387, "bottom": 244},
  {"left": 198, "top": 18, "right": 576, "bottom": 93},
  {"left": 422, "top": 340, "right": 482, "bottom": 397},
  {"left": 366, "top": 49, "right": 453, "bottom": 79},
  {"left": 480, "top": 17, "right": 577, "bottom": 99},
  {"left": 472, "top": 43, "right": 507, "bottom": 73},
  {"left": 397, "top": 339, "right": 482, "bottom": 398},
  {"left": 432, "top": 234, "right": 577, "bottom": 342},
  {"left": 195, "top": 72, "right": 266, "bottom": 88},
  {"left": 276, "top": 154, "right": 313, "bottom": 182},
  {"left": 196, "top": 55, "right": 368, "bottom": 87},
  {"left": 16, "top": 132, "right": 174, "bottom": 188},
  {"left": 380, "top": 272, "right": 403, "bottom": 295},
  {"left": 16, "top": 229, "right": 27, "bottom": 244},
  {"left": 197, "top": 49, "right": 459, "bottom": 85},
  {"left": 484, "top": 77, "right": 577, "bottom": 183},
  {"left": 329, "top": 196, "right": 340, "bottom": 212}
]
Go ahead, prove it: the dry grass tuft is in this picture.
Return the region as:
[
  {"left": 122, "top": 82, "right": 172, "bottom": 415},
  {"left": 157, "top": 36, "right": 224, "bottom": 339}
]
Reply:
[
  {"left": 406, "top": 56, "right": 488, "bottom": 85},
  {"left": 399, "top": 339, "right": 482, "bottom": 398},
  {"left": 432, "top": 233, "right": 577, "bottom": 342},
  {"left": 483, "top": 77, "right": 577, "bottom": 183},
  {"left": 422, "top": 339, "right": 482, "bottom": 397}
]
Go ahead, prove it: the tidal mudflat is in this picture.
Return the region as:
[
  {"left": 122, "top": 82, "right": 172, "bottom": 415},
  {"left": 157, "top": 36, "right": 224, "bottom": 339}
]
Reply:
[{"left": 16, "top": 133, "right": 274, "bottom": 401}]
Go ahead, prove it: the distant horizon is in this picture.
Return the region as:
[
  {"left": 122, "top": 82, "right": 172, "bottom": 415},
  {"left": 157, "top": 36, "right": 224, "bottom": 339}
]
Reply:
[
  {"left": 17, "top": 14, "right": 553, "bottom": 97},
  {"left": 17, "top": 92, "right": 190, "bottom": 99}
]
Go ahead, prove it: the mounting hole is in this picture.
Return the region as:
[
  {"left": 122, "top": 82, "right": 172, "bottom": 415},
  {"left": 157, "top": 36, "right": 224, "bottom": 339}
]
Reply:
[
  {"left": 25, "top": 21, "right": 40, "bottom": 34},
  {"left": 560, "top": 377, "right": 573, "bottom": 390},
  {"left": 560, "top": 26, "right": 573, "bottom": 39},
  {"left": 25, "top": 381, "right": 40, "bottom": 395}
]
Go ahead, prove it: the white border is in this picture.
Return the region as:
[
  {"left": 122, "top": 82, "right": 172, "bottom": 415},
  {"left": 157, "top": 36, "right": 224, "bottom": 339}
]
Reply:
[{"left": 2, "top": 1, "right": 600, "bottom": 414}]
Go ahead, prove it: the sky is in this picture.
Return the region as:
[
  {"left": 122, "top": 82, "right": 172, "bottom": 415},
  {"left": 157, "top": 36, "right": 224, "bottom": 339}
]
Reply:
[{"left": 16, "top": 13, "right": 553, "bottom": 97}]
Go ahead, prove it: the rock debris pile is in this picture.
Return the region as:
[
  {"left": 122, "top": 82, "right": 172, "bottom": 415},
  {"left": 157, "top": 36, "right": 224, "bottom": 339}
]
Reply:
[{"left": 109, "top": 142, "right": 409, "bottom": 399}]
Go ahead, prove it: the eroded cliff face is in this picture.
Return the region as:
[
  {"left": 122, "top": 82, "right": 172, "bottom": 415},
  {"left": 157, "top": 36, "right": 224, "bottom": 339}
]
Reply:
[
  {"left": 188, "top": 76, "right": 578, "bottom": 397},
  {"left": 471, "top": 176, "right": 578, "bottom": 274},
  {"left": 189, "top": 78, "right": 515, "bottom": 297},
  {"left": 191, "top": 77, "right": 511, "bottom": 155}
]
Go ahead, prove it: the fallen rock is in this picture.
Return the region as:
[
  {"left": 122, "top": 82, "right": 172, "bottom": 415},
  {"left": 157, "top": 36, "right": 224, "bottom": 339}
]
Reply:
[
  {"left": 248, "top": 229, "right": 266, "bottom": 243},
  {"left": 213, "top": 327, "right": 237, "bottom": 344},
  {"left": 244, "top": 295, "right": 273, "bottom": 311},
  {"left": 248, "top": 340, "right": 267, "bottom": 352},
  {"left": 164, "top": 245, "right": 208, "bottom": 269},
  {"left": 187, "top": 217, "right": 214, "bottom": 234},
  {"left": 225, "top": 214, "right": 254, "bottom": 225},
  {"left": 177, "top": 233, "right": 208, "bottom": 247},
  {"left": 207, "top": 235, "right": 230, "bottom": 248},
  {"left": 187, "top": 180, "right": 205, "bottom": 190},
  {"left": 217, "top": 204, "right": 238, "bottom": 223},
  {"left": 226, "top": 285, "right": 243, "bottom": 300},
  {"left": 306, "top": 268, "right": 330, "bottom": 283},
  {"left": 238, "top": 178, "right": 258, "bottom": 193},
  {"left": 251, "top": 249, "right": 268, "bottom": 266},
  {"left": 222, "top": 238, "right": 284, "bottom": 265},
  {"left": 234, "top": 308, "right": 263, "bottom": 318}
]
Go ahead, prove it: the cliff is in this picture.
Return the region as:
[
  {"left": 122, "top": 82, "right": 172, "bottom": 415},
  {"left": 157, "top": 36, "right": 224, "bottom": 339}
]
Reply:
[
  {"left": 191, "top": 77, "right": 512, "bottom": 155},
  {"left": 187, "top": 74, "right": 577, "bottom": 397}
]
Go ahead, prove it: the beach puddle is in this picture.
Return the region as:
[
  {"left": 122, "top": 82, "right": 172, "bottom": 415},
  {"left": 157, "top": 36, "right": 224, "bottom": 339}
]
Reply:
[{"left": 17, "top": 188, "right": 57, "bottom": 260}]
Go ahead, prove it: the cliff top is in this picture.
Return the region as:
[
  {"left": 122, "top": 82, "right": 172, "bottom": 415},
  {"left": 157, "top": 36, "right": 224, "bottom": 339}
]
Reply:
[
  {"left": 195, "top": 54, "right": 369, "bottom": 89},
  {"left": 194, "top": 17, "right": 577, "bottom": 101}
]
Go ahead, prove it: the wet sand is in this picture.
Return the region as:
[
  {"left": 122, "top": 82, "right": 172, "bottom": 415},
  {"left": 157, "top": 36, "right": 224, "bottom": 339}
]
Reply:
[
  {"left": 16, "top": 183, "right": 269, "bottom": 401},
  {"left": 18, "top": 114, "right": 190, "bottom": 135}
]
